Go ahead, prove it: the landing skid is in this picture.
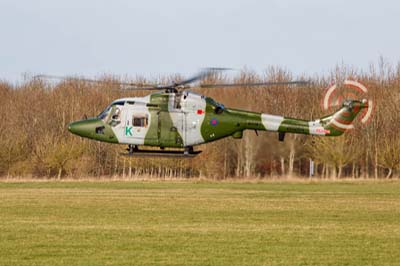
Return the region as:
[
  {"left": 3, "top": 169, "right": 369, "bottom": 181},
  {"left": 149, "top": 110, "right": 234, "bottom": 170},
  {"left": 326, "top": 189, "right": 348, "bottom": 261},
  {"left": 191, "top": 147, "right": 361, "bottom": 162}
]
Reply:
[{"left": 122, "top": 145, "right": 201, "bottom": 158}]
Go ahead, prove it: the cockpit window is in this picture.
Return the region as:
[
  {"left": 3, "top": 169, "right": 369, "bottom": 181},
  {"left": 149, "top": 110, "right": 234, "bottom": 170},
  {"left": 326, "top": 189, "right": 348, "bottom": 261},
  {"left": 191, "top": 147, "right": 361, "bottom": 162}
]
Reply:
[
  {"left": 97, "top": 101, "right": 125, "bottom": 121},
  {"left": 98, "top": 106, "right": 112, "bottom": 120},
  {"left": 109, "top": 106, "right": 122, "bottom": 127},
  {"left": 111, "top": 107, "right": 121, "bottom": 120},
  {"left": 113, "top": 101, "right": 125, "bottom": 106}
]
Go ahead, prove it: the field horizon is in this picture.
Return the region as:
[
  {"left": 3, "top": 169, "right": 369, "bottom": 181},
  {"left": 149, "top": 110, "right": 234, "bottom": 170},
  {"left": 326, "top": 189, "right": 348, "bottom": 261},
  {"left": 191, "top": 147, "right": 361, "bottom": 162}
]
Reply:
[{"left": 1, "top": 176, "right": 399, "bottom": 182}]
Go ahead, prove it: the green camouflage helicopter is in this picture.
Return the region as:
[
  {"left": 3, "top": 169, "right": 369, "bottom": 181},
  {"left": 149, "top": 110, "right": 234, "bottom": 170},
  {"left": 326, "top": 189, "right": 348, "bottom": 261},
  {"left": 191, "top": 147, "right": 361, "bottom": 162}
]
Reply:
[{"left": 38, "top": 68, "right": 369, "bottom": 157}]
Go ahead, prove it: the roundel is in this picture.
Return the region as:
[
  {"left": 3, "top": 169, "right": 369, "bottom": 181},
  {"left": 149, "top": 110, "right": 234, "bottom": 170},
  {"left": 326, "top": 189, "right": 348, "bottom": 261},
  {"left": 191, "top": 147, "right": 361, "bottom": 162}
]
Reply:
[{"left": 210, "top": 118, "right": 219, "bottom": 126}]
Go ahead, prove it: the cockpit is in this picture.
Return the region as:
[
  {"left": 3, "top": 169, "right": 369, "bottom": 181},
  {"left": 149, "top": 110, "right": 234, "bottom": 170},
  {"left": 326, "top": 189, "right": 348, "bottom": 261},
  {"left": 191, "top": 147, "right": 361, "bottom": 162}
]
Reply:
[
  {"left": 97, "top": 101, "right": 125, "bottom": 120},
  {"left": 97, "top": 106, "right": 111, "bottom": 120}
]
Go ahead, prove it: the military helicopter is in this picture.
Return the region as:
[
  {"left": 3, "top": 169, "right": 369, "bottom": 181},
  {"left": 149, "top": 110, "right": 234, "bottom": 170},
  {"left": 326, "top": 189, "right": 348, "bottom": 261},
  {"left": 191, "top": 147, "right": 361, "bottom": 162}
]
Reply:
[{"left": 36, "top": 68, "right": 369, "bottom": 157}]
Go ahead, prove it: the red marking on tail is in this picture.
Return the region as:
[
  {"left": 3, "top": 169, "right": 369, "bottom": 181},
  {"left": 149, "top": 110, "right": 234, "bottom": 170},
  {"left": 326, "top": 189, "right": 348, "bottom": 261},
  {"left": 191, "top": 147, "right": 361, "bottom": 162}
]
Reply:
[
  {"left": 342, "top": 111, "right": 351, "bottom": 117},
  {"left": 353, "top": 104, "right": 360, "bottom": 113}
]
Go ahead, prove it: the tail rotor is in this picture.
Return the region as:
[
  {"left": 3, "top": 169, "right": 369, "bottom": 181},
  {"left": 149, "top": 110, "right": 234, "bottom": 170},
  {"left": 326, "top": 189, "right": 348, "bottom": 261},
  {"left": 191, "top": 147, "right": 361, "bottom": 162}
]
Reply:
[{"left": 321, "top": 80, "right": 374, "bottom": 126}]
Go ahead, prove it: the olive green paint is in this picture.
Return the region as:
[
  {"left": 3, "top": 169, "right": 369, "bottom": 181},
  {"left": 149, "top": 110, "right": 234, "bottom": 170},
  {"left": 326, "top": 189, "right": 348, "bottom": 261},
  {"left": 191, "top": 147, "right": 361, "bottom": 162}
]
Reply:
[
  {"left": 158, "top": 111, "right": 184, "bottom": 148},
  {"left": 146, "top": 93, "right": 184, "bottom": 148},
  {"left": 200, "top": 97, "right": 264, "bottom": 143},
  {"left": 68, "top": 118, "right": 118, "bottom": 144},
  {"left": 143, "top": 110, "right": 160, "bottom": 146},
  {"left": 278, "top": 118, "right": 310, "bottom": 134}
]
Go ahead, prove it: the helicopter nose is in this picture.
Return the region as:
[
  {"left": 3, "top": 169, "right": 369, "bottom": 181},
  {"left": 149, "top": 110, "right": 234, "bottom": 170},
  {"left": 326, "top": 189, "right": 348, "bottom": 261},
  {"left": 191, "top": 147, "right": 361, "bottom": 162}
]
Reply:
[
  {"left": 68, "top": 120, "right": 93, "bottom": 137},
  {"left": 68, "top": 118, "right": 104, "bottom": 139},
  {"left": 68, "top": 121, "right": 81, "bottom": 135}
]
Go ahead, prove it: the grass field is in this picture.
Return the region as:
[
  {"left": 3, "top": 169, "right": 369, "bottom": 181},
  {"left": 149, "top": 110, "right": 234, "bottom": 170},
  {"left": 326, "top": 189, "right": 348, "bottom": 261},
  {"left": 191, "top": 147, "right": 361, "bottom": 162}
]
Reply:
[{"left": 0, "top": 180, "right": 399, "bottom": 266}]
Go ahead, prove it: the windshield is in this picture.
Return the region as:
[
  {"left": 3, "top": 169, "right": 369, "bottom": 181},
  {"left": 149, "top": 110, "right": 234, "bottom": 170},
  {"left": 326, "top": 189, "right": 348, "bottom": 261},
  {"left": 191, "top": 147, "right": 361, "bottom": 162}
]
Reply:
[
  {"left": 97, "top": 105, "right": 112, "bottom": 120},
  {"left": 97, "top": 101, "right": 125, "bottom": 120}
]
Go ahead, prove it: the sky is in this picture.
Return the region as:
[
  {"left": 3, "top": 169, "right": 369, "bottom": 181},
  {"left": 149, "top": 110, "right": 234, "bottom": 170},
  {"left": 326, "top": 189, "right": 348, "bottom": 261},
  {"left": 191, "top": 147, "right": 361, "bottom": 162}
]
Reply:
[{"left": 0, "top": 0, "right": 399, "bottom": 82}]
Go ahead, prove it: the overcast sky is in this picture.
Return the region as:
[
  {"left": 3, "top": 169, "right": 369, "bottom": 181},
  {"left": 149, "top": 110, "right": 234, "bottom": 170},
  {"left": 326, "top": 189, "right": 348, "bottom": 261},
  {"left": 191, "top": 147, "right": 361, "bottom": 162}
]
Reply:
[{"left": 0, "top": 0, "right": 399, "bottom": 82}]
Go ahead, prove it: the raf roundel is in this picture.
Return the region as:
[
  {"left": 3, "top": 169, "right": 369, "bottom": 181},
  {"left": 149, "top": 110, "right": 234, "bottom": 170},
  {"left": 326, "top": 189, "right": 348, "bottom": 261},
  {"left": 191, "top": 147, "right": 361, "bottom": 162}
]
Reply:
[{"left": 210, "top": 118, "right": 219, "bottom": 126}]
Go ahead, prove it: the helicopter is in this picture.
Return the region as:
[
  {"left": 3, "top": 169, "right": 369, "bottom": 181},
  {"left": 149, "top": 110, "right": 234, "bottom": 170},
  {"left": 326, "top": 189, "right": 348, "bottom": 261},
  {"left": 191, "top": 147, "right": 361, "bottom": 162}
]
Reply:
[{"left": 36, "top": 68, "right": 369, "bottom": 157}]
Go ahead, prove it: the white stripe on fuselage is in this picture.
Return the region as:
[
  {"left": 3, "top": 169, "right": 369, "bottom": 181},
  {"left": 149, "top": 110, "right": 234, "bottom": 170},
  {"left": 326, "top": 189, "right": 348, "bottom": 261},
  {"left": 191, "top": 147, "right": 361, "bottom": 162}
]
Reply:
[
  {"left": 261, "top": 114, "right": 284, "bottom": 131},
  {"left": 180, "top": 92, "right": 206, "bottom": 146},
  {"left": 167, "top": 92, "right": 206, "bottom": 146}
]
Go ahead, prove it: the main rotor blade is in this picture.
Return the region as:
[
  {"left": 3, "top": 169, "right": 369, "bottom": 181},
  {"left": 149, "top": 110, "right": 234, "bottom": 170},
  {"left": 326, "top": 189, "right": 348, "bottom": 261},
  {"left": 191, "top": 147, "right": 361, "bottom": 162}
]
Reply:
[
  {"left": 34, "top": 68, "right": 231, "bottom": 91},
  {"left": 34, "top": 74, "right": 157, "bottom": 88},
  {"left": 120, "top": 85, "right": 169, "bottom": 91},
  {"left": 200, "top": 80, "right": 309, "bottom": 88},
  {"left": 176, "top": 67, "right": 232, "bottom": 86}
]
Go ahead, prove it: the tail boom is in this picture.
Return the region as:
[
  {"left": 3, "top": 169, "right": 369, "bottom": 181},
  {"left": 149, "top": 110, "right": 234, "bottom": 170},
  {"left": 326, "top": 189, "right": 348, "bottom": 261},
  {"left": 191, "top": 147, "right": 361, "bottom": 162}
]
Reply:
[{"left": 260, "top": 99, "right": 368, "bottom": 137}]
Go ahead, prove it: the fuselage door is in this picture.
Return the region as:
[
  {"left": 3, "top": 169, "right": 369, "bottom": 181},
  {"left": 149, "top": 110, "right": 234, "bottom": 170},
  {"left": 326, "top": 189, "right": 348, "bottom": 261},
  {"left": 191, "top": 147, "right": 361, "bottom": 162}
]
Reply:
[{"left": 121, "top": 106, "right": 151, "bottom": 145}]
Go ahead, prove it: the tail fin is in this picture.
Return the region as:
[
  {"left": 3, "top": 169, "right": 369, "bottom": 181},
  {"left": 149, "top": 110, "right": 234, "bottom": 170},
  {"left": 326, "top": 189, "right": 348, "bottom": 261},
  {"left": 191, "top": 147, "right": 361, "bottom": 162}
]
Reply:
[{"left": 314, "top": 99, "right": 369, "bottom": 136}]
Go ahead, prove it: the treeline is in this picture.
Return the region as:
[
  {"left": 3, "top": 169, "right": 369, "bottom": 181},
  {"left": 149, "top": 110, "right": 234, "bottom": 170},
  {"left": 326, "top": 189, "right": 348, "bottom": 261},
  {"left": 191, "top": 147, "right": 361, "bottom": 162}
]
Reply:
[{"left": 1, "top": 63, "right": 399, "bottom": 179}]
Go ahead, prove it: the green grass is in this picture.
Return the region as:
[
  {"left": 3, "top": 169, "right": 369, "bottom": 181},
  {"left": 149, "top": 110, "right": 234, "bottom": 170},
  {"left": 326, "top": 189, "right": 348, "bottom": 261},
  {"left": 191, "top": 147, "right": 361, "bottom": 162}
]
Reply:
[{"left": 0, "top": 180, "right": 400, "bottom": 266}]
